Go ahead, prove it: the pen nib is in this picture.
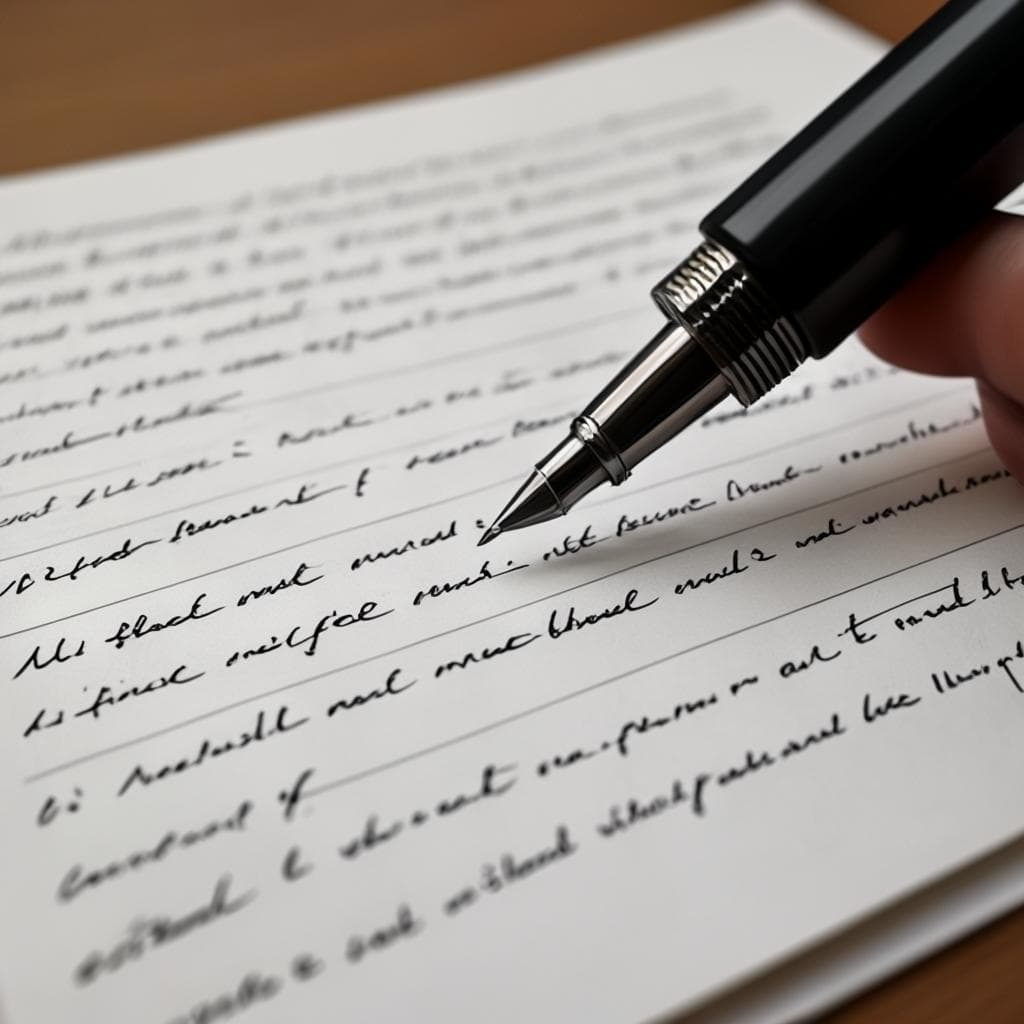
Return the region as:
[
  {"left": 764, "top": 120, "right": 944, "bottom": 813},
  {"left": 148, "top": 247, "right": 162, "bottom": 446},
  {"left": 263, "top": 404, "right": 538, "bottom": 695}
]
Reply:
[
  {"left": 478, "top": 523, "right": 502, "bottom": 547},
  {"left": 478, "top": 467, "right": 568, "bottom": 546}
]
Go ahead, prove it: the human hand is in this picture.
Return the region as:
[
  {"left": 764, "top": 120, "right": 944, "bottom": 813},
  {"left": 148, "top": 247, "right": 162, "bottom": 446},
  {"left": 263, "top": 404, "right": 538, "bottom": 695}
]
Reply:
[{"left": 859, "top": 212, "right": 1024, "bottom": 481}]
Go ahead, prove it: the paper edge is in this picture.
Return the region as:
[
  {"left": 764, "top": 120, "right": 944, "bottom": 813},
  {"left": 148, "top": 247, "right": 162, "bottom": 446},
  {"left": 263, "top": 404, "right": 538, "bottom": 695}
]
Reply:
[
  {"left": 670, "top": 831, "right": 1024, "bottom": 1023},
  {"left": 0, "top": 1, "right": 874, "bottom": 189}
]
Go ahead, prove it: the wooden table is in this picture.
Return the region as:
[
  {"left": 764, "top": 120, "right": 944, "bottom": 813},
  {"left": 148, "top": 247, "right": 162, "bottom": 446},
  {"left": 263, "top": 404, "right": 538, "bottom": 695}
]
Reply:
[{"left": 3, "top": 1, "right": 1023, "bottom": 1020}]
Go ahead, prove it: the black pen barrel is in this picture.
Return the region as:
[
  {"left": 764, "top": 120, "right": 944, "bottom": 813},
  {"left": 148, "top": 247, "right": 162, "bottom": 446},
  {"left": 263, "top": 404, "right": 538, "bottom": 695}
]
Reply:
[
  {"left": 488, "top": 0, "right": 1024, "bottom": 533},
  {"left": 700, "top": 0, "right": 1024, "bottom": 358}
]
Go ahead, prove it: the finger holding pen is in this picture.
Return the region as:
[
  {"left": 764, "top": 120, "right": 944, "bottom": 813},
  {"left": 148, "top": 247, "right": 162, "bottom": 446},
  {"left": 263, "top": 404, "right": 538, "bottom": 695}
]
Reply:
[{"left": 860, "top": 212, "right": 1024, "bottom": 481}]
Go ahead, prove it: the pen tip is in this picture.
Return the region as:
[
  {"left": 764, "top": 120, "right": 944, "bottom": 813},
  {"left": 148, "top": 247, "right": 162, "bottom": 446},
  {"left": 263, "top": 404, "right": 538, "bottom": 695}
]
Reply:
[{"left": 478, "top": 523, "right": 501, "bottom": 547}]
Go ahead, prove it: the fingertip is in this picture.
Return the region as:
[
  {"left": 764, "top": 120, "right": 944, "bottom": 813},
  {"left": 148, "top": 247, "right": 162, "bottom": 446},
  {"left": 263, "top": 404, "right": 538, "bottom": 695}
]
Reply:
[
  {"left": 978, "top": 381, "right": 1024, "bottom": 485},
  {"left": 858, "top": 213, "right": 1024, "bottom": 392},
  {"left": 858, "top": 303, "right": 949, "bottom": 375}
]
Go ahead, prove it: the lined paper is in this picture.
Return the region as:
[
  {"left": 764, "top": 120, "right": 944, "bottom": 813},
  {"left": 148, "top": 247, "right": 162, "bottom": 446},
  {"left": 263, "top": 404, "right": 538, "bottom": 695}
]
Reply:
[{"left": 2, "top": 5, "right": 1023, "bottom": 1021}]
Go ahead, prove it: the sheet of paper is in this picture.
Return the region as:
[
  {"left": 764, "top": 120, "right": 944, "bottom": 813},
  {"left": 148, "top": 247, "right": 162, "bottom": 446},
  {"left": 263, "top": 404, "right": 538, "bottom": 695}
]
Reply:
[
  {"left": 692, "top": 832, "right": 1024, "bottom": 1023},
  {"left": 2, "top": 4, "right": 1023, "bottom": 1021}
]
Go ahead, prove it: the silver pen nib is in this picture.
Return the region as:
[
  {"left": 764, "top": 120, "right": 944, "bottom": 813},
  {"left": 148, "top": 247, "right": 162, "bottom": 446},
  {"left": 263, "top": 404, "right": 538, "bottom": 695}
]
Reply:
[
  {"left": 477, "top": 523, "right": 502, "bottom": 547},
  {"left": 479, "top": 432, "right": 615, "bottom": 544},
  {"left": 482, "top": 318, "right": 734, "bottom": 544},
  {"left": 478, "top": 468, "right": 567, "bottom": 545}
]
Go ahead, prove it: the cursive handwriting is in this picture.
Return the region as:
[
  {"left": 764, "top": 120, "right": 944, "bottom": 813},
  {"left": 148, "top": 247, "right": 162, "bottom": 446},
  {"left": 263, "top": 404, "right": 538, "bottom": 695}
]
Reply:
[
  {"left": 326, "top": 667, "right": 415, "bottom": 715},
  {"left": 117, "top": 705, "right": 309, "bottom": 796},
  {"left": 167, "top": 972, "right": 283, "bottom": 1024},
  {"left": 434, "top": 632, "right": 540, "bottom": 677},
  {"left": 350, "top": 520, "right": 457, "bottom": 570},
  {"left": 227, "top": 599, "right": 393, "bottom": 666},
  {"left": 412, "top": 558, "right": 527, "bottom": 606},
  {"left": 75, "top": 875, "right": 255, "bottom": 985},
  {"left": 74, "top": 664, "right": 206, "bottom": 721},
  {"left": 597, "top": 777, "right": 706, "bottom": 838},
  {"left": 169, "top": 482, "right": 346, "bottom": 543},
  {"left": 547, "top": 588, "right": 657, "bottom": 639},
  {"left": 58, "top": 800, "right": 252, "bottom": 902},
  {"left": 725, "top": 464, "right": 819, "bottom": 502},
  {"left": 13, "top": 635, "right": 86, "bottom": 680},
  {"left": 44, "top": 536, "right": 160, "bottom": 584},
  {"left": 237, "top": 561, "right": 323, "bottom": 606},
  {"left": 673, "top": 547, "right": 775, "bottom": 595},
  {"left": 105, "top": 592, "right": 224, "bottom": 650}
]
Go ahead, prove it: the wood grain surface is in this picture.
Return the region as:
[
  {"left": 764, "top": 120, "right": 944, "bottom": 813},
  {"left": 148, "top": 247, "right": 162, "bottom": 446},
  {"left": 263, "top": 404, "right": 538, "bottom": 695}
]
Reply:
[{"left": 3, "top": 1, "right": 1023, "bottom": 1020}]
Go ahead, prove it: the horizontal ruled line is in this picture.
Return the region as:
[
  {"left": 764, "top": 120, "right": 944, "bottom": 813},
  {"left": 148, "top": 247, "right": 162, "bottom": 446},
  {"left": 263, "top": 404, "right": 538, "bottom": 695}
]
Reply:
[
  {"left": 0, "top": 475, "right": 519, "bottom": 642},
  {"left": 0, "top": 385, "right": 978, "bottom": 639},
  {"left": 0, "top": 394, "right": 583, "bottom": 566},
  {"left": 0, "top": 306, "right": 644, "bottom": 504},
  {"left": 303, "top": 518, "right": 1024, "bottom": 802},
  {"left": 23, "top": 445, "right": 1007, "bottom": 783},
  {"left": 1, "top": 381, "right": 966, "bottom": 566},
  {"left": 856, "top": 582, "right": 958, "bottom": 625}
]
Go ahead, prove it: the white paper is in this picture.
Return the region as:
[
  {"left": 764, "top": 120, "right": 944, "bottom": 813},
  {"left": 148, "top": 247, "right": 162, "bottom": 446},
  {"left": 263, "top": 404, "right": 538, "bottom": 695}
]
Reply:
[
  {"left": 2, "top": 4, "right": 1023, "bottom": 1022},
  {"left": 689, "top": 832, "right": 1024, "bottom": 1024}
]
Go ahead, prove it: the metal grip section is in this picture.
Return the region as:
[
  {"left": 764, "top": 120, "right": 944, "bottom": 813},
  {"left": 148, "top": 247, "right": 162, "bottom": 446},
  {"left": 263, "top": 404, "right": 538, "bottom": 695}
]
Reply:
[
  {"left": 651, "top": 240, "right": 807, "bottom": 406},
  {"left": 571, "top": 414, "right": 629, "bottom": 485}
]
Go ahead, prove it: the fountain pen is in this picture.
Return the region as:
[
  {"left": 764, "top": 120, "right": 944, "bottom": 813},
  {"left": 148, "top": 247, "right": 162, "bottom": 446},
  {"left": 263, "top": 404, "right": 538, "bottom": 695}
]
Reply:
[{"left": 479, "top": 0, "right": 1024, "bottom": 547}]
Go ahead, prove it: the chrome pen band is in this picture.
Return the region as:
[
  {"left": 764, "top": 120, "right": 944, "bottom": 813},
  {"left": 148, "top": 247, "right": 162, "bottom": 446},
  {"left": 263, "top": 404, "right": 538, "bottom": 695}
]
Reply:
[
  {"left": 651, "top": 239, "right": 808, "bottom": 406},
  {"left": 571, "top": 414, "right": 630, "bottom": 486}
]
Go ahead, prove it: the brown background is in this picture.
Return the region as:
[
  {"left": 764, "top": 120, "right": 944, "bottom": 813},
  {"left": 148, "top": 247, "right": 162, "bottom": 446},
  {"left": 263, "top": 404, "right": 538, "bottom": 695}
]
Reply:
[{"left": 3, "top": 0, "right": 1023, "bottom": 1019}]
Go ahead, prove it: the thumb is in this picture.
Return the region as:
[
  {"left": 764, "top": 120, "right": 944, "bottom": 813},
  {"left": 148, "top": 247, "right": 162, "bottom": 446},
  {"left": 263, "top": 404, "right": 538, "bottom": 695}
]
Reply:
[{"left": 858, "top": 212, "right": 1024, "bottom": 481}]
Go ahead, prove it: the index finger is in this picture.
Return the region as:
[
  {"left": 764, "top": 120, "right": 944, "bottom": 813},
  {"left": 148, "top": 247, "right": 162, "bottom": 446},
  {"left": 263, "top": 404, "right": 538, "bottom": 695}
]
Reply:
[{"left": 859, "top": 211, "right": 1024, "bottom": 477}]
